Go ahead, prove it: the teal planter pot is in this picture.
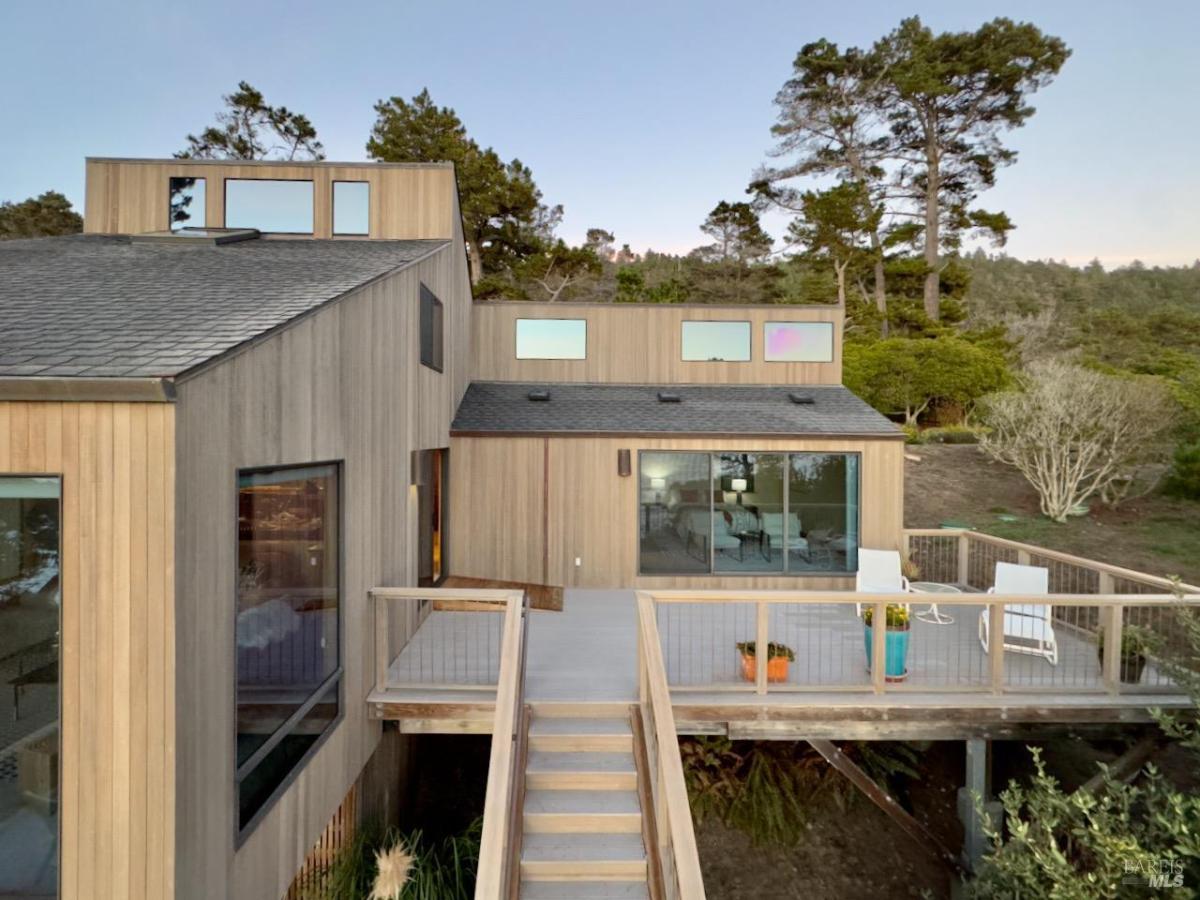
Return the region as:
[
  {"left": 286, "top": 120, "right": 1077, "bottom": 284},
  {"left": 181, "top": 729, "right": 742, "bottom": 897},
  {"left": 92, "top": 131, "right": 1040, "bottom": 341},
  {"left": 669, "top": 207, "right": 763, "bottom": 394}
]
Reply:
[{"left": 864, "top": 625, "right": 910, "bottom": 682}]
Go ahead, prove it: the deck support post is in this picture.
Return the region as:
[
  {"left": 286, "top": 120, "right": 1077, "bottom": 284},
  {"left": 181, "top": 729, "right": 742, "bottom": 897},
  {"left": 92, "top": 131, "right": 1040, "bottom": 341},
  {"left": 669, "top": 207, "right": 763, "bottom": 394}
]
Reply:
[{"left": 957, "top": 737, "right": 997, "bottom": 872}]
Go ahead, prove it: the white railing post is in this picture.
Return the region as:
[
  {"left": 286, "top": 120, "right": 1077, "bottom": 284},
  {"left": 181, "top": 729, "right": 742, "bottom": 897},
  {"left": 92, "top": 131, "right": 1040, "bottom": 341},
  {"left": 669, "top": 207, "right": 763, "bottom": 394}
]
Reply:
[
  {"left": 373, "top": 590, "right": 389, "bottom": 693},
  {"left": 957, "top": 533, "right": 971, "bottom": 588},
  {"left": 989, "top": 600, "right": 1006, "bottom": 693},
  {"left": 871, "top": 599, "right": 887, "bottom": 694}
]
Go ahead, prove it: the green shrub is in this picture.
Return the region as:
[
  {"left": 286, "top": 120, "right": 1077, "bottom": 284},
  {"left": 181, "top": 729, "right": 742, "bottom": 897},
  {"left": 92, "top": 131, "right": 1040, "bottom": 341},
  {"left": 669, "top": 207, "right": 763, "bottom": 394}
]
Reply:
[
  {"left": 920, "top": 424, "right": 986, "bottom": 444},
  {"left": 901, "top": 422, "right": 922, "bottom": 444},
  {"left": 1163, "top": 442, "right": 1200, "bottom": 500}
]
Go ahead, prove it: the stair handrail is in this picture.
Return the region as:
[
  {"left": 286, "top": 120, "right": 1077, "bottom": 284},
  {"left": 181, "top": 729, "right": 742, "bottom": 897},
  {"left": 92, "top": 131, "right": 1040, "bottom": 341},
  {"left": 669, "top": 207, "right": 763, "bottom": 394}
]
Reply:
[
  {"left": 635, "top": 590, "right": 707, "bottom": 900},
  {"left": 474, "top": 589, "right": 528, "bottom": 900}
]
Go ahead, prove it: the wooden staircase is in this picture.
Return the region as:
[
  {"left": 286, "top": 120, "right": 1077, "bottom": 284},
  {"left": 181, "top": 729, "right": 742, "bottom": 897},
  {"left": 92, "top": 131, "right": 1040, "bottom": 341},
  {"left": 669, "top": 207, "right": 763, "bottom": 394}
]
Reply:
[{"left": 517, "top": 702, "right": 654, "bottom": 899}]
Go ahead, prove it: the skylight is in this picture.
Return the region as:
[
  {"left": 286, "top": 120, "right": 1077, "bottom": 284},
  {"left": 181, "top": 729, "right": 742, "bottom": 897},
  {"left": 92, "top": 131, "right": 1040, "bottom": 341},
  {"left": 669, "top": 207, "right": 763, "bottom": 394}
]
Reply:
[{"left": 133, "top": 228, "right": 260, "bottom": 246}]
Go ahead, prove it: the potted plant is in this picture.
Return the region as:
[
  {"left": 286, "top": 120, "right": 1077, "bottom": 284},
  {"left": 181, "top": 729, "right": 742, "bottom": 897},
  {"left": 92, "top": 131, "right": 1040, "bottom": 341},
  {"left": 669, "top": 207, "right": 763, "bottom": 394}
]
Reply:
[
  {"left": 862, "top": 604, "right": 911, "bottom": 682},
  {"left": 1096, "top": 627, "right": 1150, "bottom": 685},
  {"left": 736, "top": 641, "right": 795, "bottom": 683}
]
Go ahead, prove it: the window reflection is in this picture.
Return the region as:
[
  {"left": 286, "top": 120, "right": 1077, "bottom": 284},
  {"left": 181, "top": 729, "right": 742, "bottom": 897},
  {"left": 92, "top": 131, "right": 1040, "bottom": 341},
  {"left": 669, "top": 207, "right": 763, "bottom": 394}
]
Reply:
[
  {"left": 638, "top": 452, "right": 710, "bottom": 575},
  {"left": 333, "top": 181, "right": 369, "bottom": 236},
  {"left": 764, "top": 322, "right": 834, "bottom": 362},
  {"left": 637, "top": 452, "right": 859, "bottom": 575},
  {"left": 225, "top": 179, "right": 314, "bottom": 233},
  {"left": 0, "top": 476, "right": 61, "bottom": 897},
  {"left": 169, "top": 176, "right": 206, "bottom": 230},
  {"left": 516, "top": 319, "right": 586, "bottom": 360},
  {"left": 236, "top": 464, "right": 339, "bottom": 831},
  {"left": 681, "top": 321, "right": 750, "bottom": 361}
]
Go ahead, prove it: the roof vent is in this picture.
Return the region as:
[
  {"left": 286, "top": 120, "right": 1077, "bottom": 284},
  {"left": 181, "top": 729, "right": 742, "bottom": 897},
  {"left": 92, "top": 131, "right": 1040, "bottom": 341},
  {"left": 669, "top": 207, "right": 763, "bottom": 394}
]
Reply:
[
  {"left": 657, "top": 392, "right": 682, "bottom": 403},
  {"left": 527, "top": 389, "right": 551, "bottom": 402},
  {"left": 788, "top": 393, "right": 815, "bottom": 405}
]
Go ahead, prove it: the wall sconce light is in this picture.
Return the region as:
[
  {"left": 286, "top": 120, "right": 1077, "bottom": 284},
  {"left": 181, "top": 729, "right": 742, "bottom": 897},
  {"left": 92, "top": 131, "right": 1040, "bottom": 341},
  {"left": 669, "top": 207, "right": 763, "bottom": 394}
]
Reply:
[{"left": 617, "top": 448, "right": 631, "bottom": 477}]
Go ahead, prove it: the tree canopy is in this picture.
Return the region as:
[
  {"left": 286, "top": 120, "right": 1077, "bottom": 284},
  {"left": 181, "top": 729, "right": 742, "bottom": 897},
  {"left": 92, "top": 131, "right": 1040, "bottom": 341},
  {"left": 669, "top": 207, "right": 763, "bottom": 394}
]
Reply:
[
  {"left": 177, "top": 81, "right": 324, "bottom": 160},
  {"left": 0, "top": 191, "right": 83, "bottom": 240},
  {"left": 366, "top": 88, "right": 558, "bottom": 287},
  {"left": 759, "top": 17, "right": 1069, "bottom": 323}
]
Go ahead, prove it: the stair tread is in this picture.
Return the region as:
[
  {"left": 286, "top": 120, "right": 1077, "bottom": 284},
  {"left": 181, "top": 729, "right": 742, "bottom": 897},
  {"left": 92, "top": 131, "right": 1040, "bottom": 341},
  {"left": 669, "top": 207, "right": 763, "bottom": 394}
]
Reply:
[
  {"left": 520, "top": 882, "right": 650, "bottom": 899},
  {"left": 528, "top": 751, "right": 635, "bottom": 773},
  {"left": 530, "top": 717, "right": 633, "bottom": 737},
  {"left": 522, "top": 833, "right": 646, "bottom": 862},
  {"left": 524, "top": 790, "right": 641, "bottom": 815}
]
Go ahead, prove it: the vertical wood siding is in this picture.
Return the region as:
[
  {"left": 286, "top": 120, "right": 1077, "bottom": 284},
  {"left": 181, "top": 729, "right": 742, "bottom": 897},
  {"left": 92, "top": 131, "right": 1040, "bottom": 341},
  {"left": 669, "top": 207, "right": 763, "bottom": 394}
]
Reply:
[
  {"left": 448, "top": 435, "right": 904, "bottom": 590},
  {"left": 174, "top": 242, "right": 470, "bottom": 900},
  {"left": 0, "top": 401, "right": 176, "bottom": 900}
]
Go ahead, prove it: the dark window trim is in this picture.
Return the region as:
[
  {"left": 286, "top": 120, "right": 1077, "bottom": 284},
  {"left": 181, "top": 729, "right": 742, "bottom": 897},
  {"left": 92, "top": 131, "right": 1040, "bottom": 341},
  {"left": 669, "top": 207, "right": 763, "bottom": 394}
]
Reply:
[
  {"left": 636, "top": 449, "right": 862, "bottom": 578},
  {"left": 168, "top": 175, "right": 206, "bottom": 231},
  {"left": 763, "top": 321, "right": 836, "bottom": 364},
  {"left": 680, "top": 320, "right": 752, "bottom": 363},
  {"left": 223, "top": 177, "right": 316, "bottom": 235},
  {"left": 0, "top": 474, "right": 64, "bottom": 892},
  {"left": 233, "top": 460, "right": 344, "bottom": 845},
  {"left": 514, "top": 317, "right": 588, "bottom": 361},
  {"left": 332, "top": 180, "right": 370, "bottom": 237},
  {"left": 420, "top": 284, "right": 445, "bottom": 373}
]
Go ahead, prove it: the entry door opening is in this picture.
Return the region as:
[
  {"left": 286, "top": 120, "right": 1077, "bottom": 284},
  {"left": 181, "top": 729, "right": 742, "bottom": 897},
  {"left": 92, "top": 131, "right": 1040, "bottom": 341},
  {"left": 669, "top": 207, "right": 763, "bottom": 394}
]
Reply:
[{"left": 417, "top": 449, "right": 448, "bottom": 586}]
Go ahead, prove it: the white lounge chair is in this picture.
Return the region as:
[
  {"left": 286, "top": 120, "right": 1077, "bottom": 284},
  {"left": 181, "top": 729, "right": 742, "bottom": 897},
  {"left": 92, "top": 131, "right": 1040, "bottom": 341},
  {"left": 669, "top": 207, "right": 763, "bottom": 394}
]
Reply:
[
  {"left": 761, "top": 512, "right": 809, "bottom": 560},
  {"left": 855, "top": 548, "right": 911, "bottom": 617},
  {"left": 978, "top": 561, "right": 1058, "bottom": 665}
]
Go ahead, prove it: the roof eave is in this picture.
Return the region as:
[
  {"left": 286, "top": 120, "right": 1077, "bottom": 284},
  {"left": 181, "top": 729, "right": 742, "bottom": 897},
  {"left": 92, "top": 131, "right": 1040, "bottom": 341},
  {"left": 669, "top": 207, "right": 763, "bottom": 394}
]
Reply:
[
  {"left": 449, "top": 429, "right": 906, "bottom": 440},
  {"left": 0, "top": 377, "right": 176, "bottom": 403}
]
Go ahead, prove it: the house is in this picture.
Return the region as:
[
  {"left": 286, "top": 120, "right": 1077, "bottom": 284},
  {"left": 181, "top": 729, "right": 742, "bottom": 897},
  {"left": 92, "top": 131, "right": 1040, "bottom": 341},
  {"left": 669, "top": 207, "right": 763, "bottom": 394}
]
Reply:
[
  {"left": 0, "top": 156, "right": 1195, "bottom": 900},
  {"left": 0, "top": 158, "right": 470, "bottom": 900}
]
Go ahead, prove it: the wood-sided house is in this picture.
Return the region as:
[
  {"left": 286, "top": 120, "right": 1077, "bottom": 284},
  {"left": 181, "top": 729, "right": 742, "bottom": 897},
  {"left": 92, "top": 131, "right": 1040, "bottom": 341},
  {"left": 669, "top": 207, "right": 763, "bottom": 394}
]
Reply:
[{"left": 0, "top": 156, "right": 903, "bottom": 899}]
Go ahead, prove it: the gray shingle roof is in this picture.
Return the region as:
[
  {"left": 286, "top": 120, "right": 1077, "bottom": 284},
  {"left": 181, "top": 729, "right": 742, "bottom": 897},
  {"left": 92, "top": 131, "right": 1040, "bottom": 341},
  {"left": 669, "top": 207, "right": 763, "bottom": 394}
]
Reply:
[
  {"left": 0, "top": 234, "right": 446, "bottom": 378},
  {"left": 451, "top": 382, "right": 902, "bottom": 437}
]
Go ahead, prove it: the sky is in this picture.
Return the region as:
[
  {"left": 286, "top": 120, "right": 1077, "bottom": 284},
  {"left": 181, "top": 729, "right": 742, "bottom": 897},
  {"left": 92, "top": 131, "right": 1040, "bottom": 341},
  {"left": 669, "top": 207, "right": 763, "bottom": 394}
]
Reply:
[{"left": 1, "top": 0, "right": 1197, "bottom": 267}]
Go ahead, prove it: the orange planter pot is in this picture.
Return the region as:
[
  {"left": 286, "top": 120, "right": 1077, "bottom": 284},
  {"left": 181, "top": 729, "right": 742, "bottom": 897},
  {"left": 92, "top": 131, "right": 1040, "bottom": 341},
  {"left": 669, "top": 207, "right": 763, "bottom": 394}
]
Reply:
[{"left": 740, "top": 654, "right": 790, "bottom": 683}]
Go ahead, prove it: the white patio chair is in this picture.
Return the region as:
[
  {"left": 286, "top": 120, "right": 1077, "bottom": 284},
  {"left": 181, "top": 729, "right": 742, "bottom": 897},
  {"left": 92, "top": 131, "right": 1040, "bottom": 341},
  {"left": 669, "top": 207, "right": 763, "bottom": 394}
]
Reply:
[
  {"left": 978, "top": 561, "right": 1058, "bottom": 665},
  {"left": 855, "top": 548, "right": 911, "bottom": 617}
]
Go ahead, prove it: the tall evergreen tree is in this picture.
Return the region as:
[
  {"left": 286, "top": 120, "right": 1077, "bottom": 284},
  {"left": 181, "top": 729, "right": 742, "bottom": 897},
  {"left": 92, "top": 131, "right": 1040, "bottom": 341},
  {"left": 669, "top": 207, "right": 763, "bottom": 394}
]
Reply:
[
  {"left": 756, "top": 39, "right": 894, "bottom": 330},
  {"left": 875, "top": 17, "right": 1069, "bottom": 319},
  {"left": 366, "top": 89, "right": 558, "bottom": 286},
  {"left": 693, "top": 201, "right": 773, "bottom": 302}
]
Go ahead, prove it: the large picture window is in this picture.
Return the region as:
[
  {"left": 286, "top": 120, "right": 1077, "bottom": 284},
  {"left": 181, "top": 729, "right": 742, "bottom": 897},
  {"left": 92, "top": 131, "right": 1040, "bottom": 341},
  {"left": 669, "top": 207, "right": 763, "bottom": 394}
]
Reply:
[
  {"left": 681, "top": 321, "right": 751, "bottom": 362},
  {"left": 638, "top": 451, "right": 859, "bottom": 575},
  {"left": 0, "top": 476, "right": 61, "bottom": 897},
  {"left": 516, "top": 319, "right": 587, "bottom": 360},
  {"left": 236, "top": 464, "right": 340, "bottom": 833},
  {"left": 225, "top": 179, "right": 314, "bottom": 234},
  {"left": 764, "top": 322, "right": 834, "bottom": 362}
]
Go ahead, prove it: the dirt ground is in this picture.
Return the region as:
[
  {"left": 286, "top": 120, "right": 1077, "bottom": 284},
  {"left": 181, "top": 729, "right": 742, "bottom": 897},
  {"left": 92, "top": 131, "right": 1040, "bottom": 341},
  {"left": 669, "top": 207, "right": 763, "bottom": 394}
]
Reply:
[{"left": 904, "top": 444, "right": 1200, "bottom": 585}]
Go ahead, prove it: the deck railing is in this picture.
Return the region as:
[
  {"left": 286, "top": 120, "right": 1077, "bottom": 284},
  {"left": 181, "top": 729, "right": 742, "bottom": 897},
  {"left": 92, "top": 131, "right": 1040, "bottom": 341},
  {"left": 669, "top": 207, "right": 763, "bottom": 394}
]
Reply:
[
  {"left": 369, "top": 587, "right": 518, "bottom": 693},
  {"left": 635, "top": 591, "right": 708, "bottom": 900},
  {"left": 473, "top": 590, "right": 528, "bottom": 900},
  {"left": 648, "top": 586, "right": 1200, "bottom": 697}
]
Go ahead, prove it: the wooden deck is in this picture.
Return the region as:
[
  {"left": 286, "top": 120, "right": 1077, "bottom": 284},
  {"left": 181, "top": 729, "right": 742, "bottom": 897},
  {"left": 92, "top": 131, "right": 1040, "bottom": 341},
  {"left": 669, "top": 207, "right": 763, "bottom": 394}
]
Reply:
[{"left": 371, "top": 589, "right": 1190, "bottom": 739}]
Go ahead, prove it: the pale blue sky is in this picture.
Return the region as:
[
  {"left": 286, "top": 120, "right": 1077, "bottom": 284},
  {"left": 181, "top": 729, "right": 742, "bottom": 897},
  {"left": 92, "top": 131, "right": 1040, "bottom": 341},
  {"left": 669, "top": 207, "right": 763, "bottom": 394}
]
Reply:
[{"left": 1, "top": 0, "right": 1196, "bottom": 266}]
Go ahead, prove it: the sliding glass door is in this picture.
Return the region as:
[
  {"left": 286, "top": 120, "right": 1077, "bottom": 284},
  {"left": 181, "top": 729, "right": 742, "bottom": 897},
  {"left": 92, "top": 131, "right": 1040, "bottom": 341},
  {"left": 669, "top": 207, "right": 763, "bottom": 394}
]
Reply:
[
  {"left": 638, "top": 451, "right": 859, "bottom": 576},
  {"left": 0, "top": 476, "right": 61, "bottom": 898}
]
